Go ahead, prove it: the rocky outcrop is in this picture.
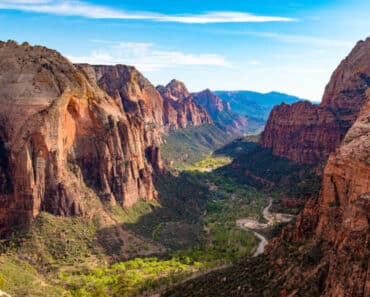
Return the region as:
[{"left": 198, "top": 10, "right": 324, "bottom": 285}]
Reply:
[
  {"left": 192, "top": 89, "right": 248, "bottom": 134},
  {"left": 78, "top": 64, "right": 165, "bottom": 139},
  {"left": 192, "top": 89, "right": 224, "bottom": 116},
  {"left": 260, "top": 37, "right": 370, "bottom": 164},
  {"left": 157, "top": 79, "right": 190, "bottom": 102},
  {"left": 77, "top": 69, "right": 212, "bottom": 132},
  {"left": 0, "top": 41, "right": 160, "bottom": 235},
  {"left": 157, "top": 80, "right": 212, "bottom": 130},
  {"left": 260, "top": 101, "right": 342, "bottom": 164},
  {"left": 267, "top": 89, "right": 370, "bottom": 297}
]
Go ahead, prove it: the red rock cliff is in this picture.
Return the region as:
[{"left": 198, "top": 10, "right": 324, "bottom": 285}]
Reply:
[
  {"left": 78, "top": 64, "right": 166, "bottom": 137},
  {"left": 192, "top": 89, "right": 248, "bottom": 133},
  {"left": 268, "top": 89, "right": 370, "bottom": 297},
  {"left": 157, "top": 80, "right": 212, "bottom": 130},
  {"left": 77, "top": 68, "right": 212, "bottom": 132},
  {"left": 0, "top": 41, "right": 160, "bottom": 235},
  {"left": 192, "top": 89, "right": 224, "bottom": 116},
  {"left": 260, "top": 37, "right": 370, "bottom": 164}
]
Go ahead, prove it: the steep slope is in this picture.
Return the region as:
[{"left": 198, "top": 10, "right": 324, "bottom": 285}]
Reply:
[
  {"left": 265, "top": 88, "right": 370, "bottom": 297},
  {"left": 0, "top": 41, "right": 160, "bottom": 235},
  {"left": 157, "top": 79, "right": 190, "bottom": 102},
  {"left": 157, "top": 80, "right": 212, "bottom": 130},
  {"left": 77, "top": 68, "right": 212, "bottom": 132},
  {"left": 192, "top": 89, "right": 224, "bottom": 116},
  {"left": 78, "top": 64, "right": 166, "bottom": 136},
  {"left": 192, "top": 89, "right": 249, "bottom": 133},
  {"left": 260, "top": 37, "right": 370, "bottom": 164}
]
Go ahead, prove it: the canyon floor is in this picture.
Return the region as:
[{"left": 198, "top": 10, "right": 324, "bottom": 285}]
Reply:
[{"left": 0, "top": 134, "right": 301, "bottom": 297}]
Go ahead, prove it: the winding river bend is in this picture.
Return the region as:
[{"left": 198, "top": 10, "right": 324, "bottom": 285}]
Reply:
[{"left": 236, "top": 198, "right": 294, "bottom": 257}]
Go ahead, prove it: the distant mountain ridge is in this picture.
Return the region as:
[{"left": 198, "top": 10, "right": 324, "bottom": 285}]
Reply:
[
  {"left": 214, "top": 90, "right": 306, "bottom": 122},
  {"left": 191, "top": 89, "right": 249, "bottom": 134}
]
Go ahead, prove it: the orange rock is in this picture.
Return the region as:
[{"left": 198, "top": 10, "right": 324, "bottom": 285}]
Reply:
[
  {"left": 157, "top": 80, "right": 212, "bottom": 130},
  {"left": 0, "top": 41, "right": 161, "bottom": 235},
  {"left": 260, "top": 37, "right": 370, "bottom": 164}
]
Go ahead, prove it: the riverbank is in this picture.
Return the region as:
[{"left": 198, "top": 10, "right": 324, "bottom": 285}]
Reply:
[{"left": 236, "top": 198, "right": 294, "bottom": 256}]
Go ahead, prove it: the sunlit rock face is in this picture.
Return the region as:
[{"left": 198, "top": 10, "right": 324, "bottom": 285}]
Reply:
[
  {"left": 157, "top": 79, "right": 213, "bottom": 130},
  {"left": 269, "top": 89, "right": 370, "bottom": 297},
  {"left": 192, "top": 89, "right": 248, "bottom": 133},
  {"left": 265, "top": 39, "right": 370, "bottom": 297},
  {"left": 260, "top": 37, "right": 370, "bottom": 164},
  {"left": 0, "top": 41, "right": 161, "bottom": 235}
]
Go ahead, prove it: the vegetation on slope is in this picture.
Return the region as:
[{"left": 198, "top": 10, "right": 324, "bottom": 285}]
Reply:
[
  {"left": 184, "top": 156, "right": 232, "bottom": 172},
  {"left": 214, "top": 135, "right": 321, "bottom": 213},
  {"left": 0, "top": 127, "right": 317, "bottom": 297},
  {"left": 0, "top": 153, "right": 269, "bottom": 296},
  {"left": 60, "top": 256, "right": 205, "bottom": 297},
  {"left": 161, "top": 124, "right": 239, "bottom": 168}
]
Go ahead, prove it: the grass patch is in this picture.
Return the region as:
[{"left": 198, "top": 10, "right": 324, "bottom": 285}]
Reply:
[
  {"left": 110, "top": 200, "right": 161, "bottom": 225},
  {"left": 161, "top": 124, "right": 238, "bottom": 168},
  {"left": 0, "top": 254, "right": 67, "bottom": 297},
  {"left": 184, "top": 156, "right": 232, "bottom": 172}
]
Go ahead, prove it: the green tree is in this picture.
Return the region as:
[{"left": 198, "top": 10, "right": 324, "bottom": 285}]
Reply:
[{"left": 112, "top": 275, "right": 132, "bottom": 297}]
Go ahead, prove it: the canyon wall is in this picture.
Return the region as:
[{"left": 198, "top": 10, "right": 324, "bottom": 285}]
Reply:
[
  {"left": 162, "top": 38, "right": 370, "bottom": 297},
  {"left": 0, "top": 41, "right": 160, "bottom": 235},
  {"left": 0, "top": 41, "right": 232, "bottom": 235},
  {"left": 269, "top": 89, "right": 370, "bottom": 297},
  {"left": 157, "top": 79, "right": 212, "bottom": 130},
  {"left": 260, "top": 37, "right": 370, "bottom": 164},
  {"left": 192, "top": 89, "right": 248, "bottom": 133}
]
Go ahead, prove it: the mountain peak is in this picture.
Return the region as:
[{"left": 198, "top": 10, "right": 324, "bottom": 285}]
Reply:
[
  {"left": 156, "top": 79, "right": 190, "bottom": 102},
  {"left": 192, "top": 89, "right": 224, "bottom": 114},
  {"left": 163, "top": 79, "right": 190, "bottom": 101}
]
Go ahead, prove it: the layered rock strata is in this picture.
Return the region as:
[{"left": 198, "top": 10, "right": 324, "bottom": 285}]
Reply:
[
  {"left": 0, "top": 41, "right": 160, "bottom": 234},
  {"left": 260, "top": 38, "right": 370, "bottom": 164},
  {"left": 157, "top": 79, "right": 212, "bottom": 130}
]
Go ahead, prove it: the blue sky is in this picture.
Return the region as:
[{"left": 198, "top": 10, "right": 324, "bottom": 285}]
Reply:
[{"left": 1, "top": 0, "right": 369, "bottom": 101}]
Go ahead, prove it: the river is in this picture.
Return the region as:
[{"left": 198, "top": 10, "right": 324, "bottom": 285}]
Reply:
[{"left": 236, "top": 198, "right": 294, "bottom": 257}]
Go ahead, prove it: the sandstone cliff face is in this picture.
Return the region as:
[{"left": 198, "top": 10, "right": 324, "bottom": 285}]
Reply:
[
  {"left": 0, "top": 41, "right": 160, "bottom": 235},
  {"left": 157, "top": 80, "right": 212, "bottom": 130},
  {"left": 260, "top": 101, "right": 342, "bottom": 164},
  {"left": 313, "top": 100, "right": 369, "bottom": 296},
  {"left": 157, "top": 79, "right": 190, "bottom": 101},
  {"left": 260, "top": 37, "right": 370, "bottom": 164},
  {"left": 192, "top": 89, "right": 248, "bottom": 133},
  {"left": 78, "top": 64, "right": 165, "bottom": 140},
  {"left": 192, "top": 89, "right": 224, "bottom": 116},
  {"left": 78, "top": 68, "right": 212, "bottom": 132},
  {"left": 269, "top": 90, "right": 370, "bottom": 297}
]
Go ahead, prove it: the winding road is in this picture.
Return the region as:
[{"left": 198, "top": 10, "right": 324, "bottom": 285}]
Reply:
[{"left": 236, "top": 198, "right": 294, "bottom": 257}]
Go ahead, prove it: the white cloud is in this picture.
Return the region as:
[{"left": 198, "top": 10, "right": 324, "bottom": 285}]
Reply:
[
  {"left": 67, "top": 42, "right": 230, "bottom": 71},
  {"left": 212, "top": 29, "right": 352, "bottom": 47},
  {"left": 153, "top": 12, "right": 296, "bottom": 24},
  {"left": 2, "top": 0, "right": 51, "bottom": 3},
  {"left": 247, "top": 31, "right": 352, "bottom": 47},
  {"left": 0, "top": 0, "right": 296, "bottom": 23}
]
